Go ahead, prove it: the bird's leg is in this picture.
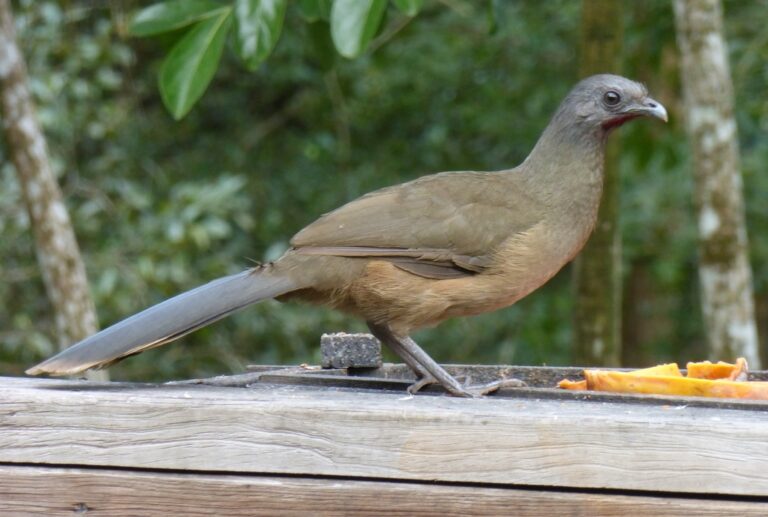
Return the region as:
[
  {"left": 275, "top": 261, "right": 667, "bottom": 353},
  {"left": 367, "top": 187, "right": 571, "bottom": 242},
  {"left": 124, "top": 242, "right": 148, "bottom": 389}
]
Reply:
[
  {"left": 395, "top": 334, "right": 526, "bottom": 396},
  {"left": 367, "top": 322, "right": 527, "bottom": 397},
  {"left": 369, "top": 330, "right": 465, "bottom": 396},
  {"left": 367, "top": 322, "right": 523, "bottom": 397},
  {"left": 367, "top": 322, "right": 438, "bottom": 393},
  {"left": 379, "top": 336, "right": 442, "bottom": 394}
]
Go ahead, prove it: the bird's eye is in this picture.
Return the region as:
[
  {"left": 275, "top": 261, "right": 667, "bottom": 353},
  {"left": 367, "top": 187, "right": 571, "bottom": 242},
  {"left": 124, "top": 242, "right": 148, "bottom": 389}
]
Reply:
[{"left": 603, "top": 90, "right": 621, "bottom": 106}]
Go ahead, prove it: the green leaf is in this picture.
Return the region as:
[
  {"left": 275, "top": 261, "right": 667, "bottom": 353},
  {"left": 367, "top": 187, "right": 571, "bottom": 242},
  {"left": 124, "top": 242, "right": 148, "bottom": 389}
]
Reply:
[
  {"left": 330, "top": 0, "right": 387, "bottom": 58},
  {"left": 297, "top": 0, "right": 332, "bottom": 22},
  {"left": 392, "top": 0, "right": 422, "bottom": 17},
  {"left": 159, "top": 9, "right": 233, "bottom": 119},
  {"left": 234, "top": 0, "right": 287, "bottom": 71},
  {"left": 129, "top": 0, "right": 224, "bottom": 37}
]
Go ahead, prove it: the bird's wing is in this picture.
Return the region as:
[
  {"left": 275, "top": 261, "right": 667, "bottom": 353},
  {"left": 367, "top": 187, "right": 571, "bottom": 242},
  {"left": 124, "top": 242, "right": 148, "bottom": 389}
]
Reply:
[{"left": 291, "top": 170, "right": 543, "bottom": 279}]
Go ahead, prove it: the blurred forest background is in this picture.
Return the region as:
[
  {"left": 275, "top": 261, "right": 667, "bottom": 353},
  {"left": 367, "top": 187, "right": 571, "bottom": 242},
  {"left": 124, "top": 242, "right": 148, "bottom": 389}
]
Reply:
[{"left": 1, "top": 0, "right": 766, "bottom": 381}]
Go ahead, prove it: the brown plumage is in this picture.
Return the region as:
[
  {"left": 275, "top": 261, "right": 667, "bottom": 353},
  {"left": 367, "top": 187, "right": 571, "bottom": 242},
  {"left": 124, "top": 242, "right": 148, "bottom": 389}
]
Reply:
[{"left": 27, "top": 74, "right": 667, "bottom": 397}]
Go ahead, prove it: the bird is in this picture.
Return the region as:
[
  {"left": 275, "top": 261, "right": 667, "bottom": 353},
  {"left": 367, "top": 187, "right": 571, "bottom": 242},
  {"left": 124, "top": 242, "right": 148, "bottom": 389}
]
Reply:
[{"left": 27, "top": 74, "right": 667, "bottom": 397}]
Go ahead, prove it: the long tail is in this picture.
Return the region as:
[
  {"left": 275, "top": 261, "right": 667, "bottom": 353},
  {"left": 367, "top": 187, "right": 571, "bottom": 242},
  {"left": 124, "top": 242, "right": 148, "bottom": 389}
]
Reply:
[{"left": 26, "top": 268, "right": 300, "bottom": 376}]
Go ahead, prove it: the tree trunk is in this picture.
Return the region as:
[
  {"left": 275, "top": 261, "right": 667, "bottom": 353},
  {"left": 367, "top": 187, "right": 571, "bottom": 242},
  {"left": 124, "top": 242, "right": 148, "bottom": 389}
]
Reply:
[
  {"left": 573, "top": 0, "right": 623, "bottom": 366},
  {"left": 673, "top": 0, "right": 760, "bottom": 366},
  {"left": 0, "top": 0, "right": 107, "bottom": 379}
]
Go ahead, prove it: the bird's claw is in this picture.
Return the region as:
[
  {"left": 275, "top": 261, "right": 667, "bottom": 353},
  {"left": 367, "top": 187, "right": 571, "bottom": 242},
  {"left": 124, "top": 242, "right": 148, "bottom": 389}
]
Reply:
[
  {"left": 459, "top": 377, "right": 527, "bottom": 397},
  {"left": 406, "top": 374, "right": 527, "bottom": 398},
  {"left": 406, "top": 376, "right": 440, "bottom": 394}
]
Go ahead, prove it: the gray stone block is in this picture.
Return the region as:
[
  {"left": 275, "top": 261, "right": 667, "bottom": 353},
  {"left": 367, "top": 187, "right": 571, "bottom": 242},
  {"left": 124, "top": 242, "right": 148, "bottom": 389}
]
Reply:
[{"left": 321, "top": 332, "right": 382, "bottom": 369}]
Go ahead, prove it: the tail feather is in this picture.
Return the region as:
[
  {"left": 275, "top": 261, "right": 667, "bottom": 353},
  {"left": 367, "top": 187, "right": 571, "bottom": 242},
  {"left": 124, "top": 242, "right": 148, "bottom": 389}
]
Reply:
[{"left": 26, "top": 268, "right": 299, "bottom": 376}]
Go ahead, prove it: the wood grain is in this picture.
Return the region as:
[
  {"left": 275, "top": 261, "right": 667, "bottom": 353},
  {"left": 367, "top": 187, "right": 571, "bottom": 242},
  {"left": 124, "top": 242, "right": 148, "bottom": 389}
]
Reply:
[
  {"left": 1, "top": 376, "right": 767, "bottom": 496},
  {"left": 1, "top": 465, "right": 766, "bottom": 517}
]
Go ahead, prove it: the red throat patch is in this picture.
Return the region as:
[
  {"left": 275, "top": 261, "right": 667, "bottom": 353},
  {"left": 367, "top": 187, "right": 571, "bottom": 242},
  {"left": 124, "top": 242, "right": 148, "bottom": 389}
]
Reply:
[{"left": 602, "top": 114, "right": 640, "bottom": 131}]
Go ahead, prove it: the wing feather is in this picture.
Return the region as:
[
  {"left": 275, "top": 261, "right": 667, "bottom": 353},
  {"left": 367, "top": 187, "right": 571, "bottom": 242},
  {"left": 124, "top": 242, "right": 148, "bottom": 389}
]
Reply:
[{"left": 290, "top": 170, "right": 543, "bottom": 279}]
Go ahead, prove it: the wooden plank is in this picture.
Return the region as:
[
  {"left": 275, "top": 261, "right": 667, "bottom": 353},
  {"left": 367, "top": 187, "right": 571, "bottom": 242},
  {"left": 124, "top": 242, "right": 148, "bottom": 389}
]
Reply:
[
  {"left": 1, "top": 465, "right": 766, "bottom": 517},
  {"left": 204, "top": 364, "right": 768, "bottom": 411},
  {"left": 0, "top": 376, "right": 767, "bottom": 496}
]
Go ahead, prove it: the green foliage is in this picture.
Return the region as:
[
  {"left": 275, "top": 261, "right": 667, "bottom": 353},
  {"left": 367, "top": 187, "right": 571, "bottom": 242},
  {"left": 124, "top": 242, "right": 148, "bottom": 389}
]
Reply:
[
  {"left": 159, "top": 8, "right": 233, "bottom": 119},
  {"left": 297, "top": 0, "right": 332, "bottom": 22},
  {"left": 486, "top": 0, "right": 503, "bottom": 35},
  {"left": 131, "top": 0, "right": 397, "bottom": 118},
  {"left": 330, "top": 0, "right": 387, "bottom": 58},
  {"left": 2, "top": 0, "right": 767, "bottom": 379},
  {"left": 393, "top": 0, "right": 423, "bottom": 17},
  {"left": 233, "top": 0, "right": 287, "bottom": 71},
  {"left": 129, "top": 0, "right": 224, "bottom": 37}
]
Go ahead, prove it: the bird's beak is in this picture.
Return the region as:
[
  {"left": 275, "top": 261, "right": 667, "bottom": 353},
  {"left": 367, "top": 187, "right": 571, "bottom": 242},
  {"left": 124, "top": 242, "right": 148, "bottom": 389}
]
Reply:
[{"left": 634, "top": 97, "right": 668, "bottom": 123}]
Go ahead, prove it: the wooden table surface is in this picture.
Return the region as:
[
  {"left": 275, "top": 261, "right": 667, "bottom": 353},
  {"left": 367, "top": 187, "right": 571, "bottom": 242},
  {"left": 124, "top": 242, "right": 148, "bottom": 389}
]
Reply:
[{"left": 1, "top": 371, "right": 767, "bottom": 515}]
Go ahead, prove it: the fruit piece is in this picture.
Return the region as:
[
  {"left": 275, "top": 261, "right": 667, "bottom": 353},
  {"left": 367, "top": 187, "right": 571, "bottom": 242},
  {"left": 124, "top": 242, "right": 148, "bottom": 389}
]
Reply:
[
  {"left": 557, "top": 358, "right": 764, "bottom": 399},
  {"left": 686, "top": 358, "right": 748, "bottom": 381},
  {"left": 557, "top": 378, "right": 587, "bottom": 390},
  {"left": 583, "top": 370, "right": 768, "bottom": 400}
]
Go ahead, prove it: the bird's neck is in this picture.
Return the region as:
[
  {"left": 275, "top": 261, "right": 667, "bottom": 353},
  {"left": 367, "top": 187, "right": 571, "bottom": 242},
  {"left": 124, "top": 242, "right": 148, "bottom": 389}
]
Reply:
[{"left": 517, "top": 117, "right": 607, "bottom": 212}]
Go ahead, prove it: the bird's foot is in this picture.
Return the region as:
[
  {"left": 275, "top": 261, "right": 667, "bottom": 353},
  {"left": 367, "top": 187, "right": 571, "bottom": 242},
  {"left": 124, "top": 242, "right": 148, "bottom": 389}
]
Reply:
[
  {"left": 407, "top": 373, "right": 473, "bottom": 395},
  {"left": 407, "top": 374, "right": 526, "bottom": 398},
  {"left": 406, "top": 375, "right": 440, "bottom": 395},
  {"left": 459, "top": 377, "right": 527, "bottom": 397}
]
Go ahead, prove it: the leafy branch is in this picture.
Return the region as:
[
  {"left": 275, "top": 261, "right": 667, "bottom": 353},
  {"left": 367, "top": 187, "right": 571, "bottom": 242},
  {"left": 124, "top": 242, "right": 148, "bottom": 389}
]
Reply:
[{"left": 130, "top": 0, "right": 425, "bottom": 119}]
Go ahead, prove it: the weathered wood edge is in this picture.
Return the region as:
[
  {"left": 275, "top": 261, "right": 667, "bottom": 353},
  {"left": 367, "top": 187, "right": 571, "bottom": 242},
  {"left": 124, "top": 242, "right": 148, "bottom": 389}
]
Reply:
[
  {"left": 1, "top": 465, "right": 766, "bottom": 517},
  {"left": 186, "top": 364, "right": 768, "bottom": 411},
  {"left": 0, "top": 376, "right": 766, "bottom": 496}
]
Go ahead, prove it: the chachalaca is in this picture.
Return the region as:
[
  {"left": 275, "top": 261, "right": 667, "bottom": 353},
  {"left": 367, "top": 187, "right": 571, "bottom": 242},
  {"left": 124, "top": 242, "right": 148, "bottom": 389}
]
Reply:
[{"left": 27, "top": 74, "right": 667, "bottom": 397}]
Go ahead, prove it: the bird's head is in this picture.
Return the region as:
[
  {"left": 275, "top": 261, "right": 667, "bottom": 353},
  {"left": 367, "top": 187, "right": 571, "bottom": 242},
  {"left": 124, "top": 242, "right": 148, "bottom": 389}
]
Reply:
[{"left": 563, "top": 74, "right": 668, "bottom": 134}]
